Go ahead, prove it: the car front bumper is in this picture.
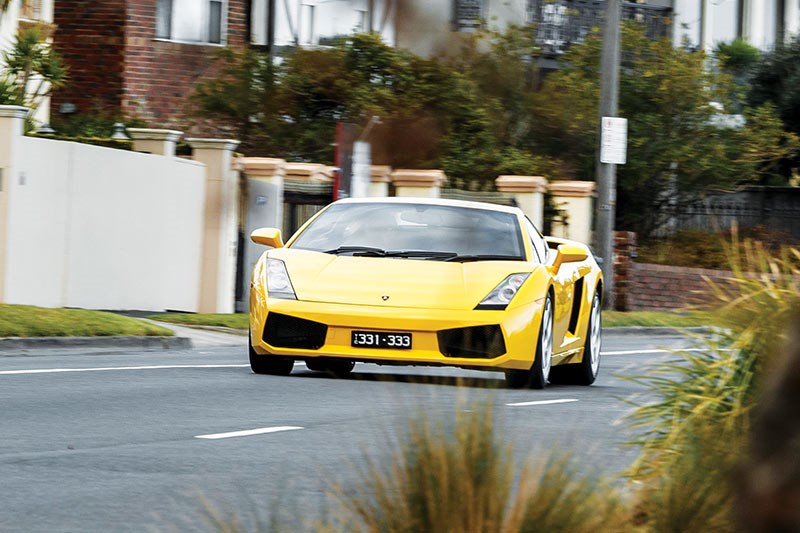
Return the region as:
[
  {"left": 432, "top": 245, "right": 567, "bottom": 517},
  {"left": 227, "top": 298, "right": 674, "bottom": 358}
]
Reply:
[{"left": 249, "top": 297, "right": 544, "bottom": 371}]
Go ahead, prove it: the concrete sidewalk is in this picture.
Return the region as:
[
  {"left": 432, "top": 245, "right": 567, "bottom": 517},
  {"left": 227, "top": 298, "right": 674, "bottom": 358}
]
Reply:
[{"left": 0, "top": 320, "right": 245, "bottom": 355}]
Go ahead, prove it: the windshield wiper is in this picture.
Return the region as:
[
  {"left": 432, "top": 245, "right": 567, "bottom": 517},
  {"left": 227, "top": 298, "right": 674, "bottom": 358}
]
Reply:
[
  {"left": 383, "top": 250, "right": 458, "bottom": 259},
  {"left": 444, "top": 254, "right": 523, "bottom": 263},
  {"left": 324, "top": 246, "right": 388, "bottom": 256}
]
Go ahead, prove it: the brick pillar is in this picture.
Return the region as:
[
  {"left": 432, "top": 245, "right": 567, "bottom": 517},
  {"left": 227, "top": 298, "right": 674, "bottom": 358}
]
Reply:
[
  {"left": 547, "top": 181, "right": 596, "bottom": 245},
  {"left": 495, "top": 175, "right": 547, "bottom": 229},
  {"left": 127, "top": 128, "right": 183, "bottom": 157},
  {"left": 614, "top": 231, "right": 637, "bottom": 311},
  {"left": 188, "top": 138, "right": 241, "bottom": 313},
  {"left": 391, "top": 169, "right": 446, "bottom": 198},
  {"left": 0, "top": 106, "right": 28, "bottom": 304},
  {"left": 370, "top": 165, "right": 391, "bottom": 198}
]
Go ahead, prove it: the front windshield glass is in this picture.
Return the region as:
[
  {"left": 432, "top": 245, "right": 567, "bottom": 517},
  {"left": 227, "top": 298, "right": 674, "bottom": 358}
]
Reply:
[{"left": 290, "top": 202, "right": 526, "bottom": 261}]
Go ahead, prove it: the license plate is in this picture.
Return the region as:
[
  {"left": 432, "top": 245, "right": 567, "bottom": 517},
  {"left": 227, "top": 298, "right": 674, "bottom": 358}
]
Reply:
[{"left": 351, "top": 331, "right": 412, "bottom": 349}]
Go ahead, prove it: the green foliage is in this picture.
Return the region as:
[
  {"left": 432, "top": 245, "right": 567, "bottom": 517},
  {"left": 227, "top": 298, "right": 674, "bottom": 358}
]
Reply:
[
  {"left": 191, "top": 25, "right": 798, "bottom": 236},
  {"left": 715, "top": 39, "right": 760, "bottom": 74},
  {"left": 0, "top": 26, "right": 68, "bottom": 117},
  {"left": 748, "top": 36, "right": 800, "bottom": 136}
]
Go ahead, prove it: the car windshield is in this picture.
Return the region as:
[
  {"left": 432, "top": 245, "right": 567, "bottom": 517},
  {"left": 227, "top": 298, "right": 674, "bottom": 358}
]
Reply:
[{"left": 290, "top": 202, "right": 526, "bottom": 261}]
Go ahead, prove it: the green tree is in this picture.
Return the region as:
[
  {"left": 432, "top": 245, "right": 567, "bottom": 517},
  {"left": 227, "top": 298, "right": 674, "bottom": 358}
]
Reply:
[
  {"left": 528, "top": 24, "right": 797, "bottom": 239},
  {"left": 191, "top": 47, "right": 277, "bottom": 154},
  {"left": 748, "top": 36, "right": 800, "bottom": 136}
]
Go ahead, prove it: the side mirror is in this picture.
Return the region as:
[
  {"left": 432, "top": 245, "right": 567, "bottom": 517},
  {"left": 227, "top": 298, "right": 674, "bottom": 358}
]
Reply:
[
  {"left": 250, "top": 228, "right": 284, "bottom": 248},
  {"left": 551, "top": 243, "right": 588, "bottom": 273}
]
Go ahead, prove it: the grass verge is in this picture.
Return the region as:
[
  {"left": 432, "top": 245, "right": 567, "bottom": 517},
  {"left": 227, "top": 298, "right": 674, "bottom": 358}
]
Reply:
[
  {"left": 0, "top": 304, "right": 174, "bottom": 337},
  {"left": 602, "top": 310, "right": 714, "bottom": 328}
]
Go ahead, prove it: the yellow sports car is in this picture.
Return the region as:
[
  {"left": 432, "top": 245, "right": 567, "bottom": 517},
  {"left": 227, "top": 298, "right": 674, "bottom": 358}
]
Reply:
[{"left": 249, "top": 197, "right": 603, "bottom": 389}]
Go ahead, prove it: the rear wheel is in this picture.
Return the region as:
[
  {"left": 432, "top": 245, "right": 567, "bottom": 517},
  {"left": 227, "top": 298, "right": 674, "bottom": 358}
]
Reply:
[
  {"left": 506, "top": 294, "right": 553, "bottom": 389},
  {"left": 249, "top": 332, "right": 294, "bottom": 376},
  {"left": 550, "top": 291, "right": 601, "bottom": 385}
]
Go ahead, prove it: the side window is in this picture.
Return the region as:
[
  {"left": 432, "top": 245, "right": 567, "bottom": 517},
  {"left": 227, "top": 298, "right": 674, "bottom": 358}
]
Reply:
[
  {"left": 525, "top": 217, "right": 548, "bottom": 264},
  {"left": 156, "top": 0, "right": 226, "bottom": 45}
]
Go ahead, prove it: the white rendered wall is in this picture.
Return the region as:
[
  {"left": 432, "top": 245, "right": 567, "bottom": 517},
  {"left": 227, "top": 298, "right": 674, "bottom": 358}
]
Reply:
[{"left": 5, "top": 137, "right": 206, "bottom": 311}]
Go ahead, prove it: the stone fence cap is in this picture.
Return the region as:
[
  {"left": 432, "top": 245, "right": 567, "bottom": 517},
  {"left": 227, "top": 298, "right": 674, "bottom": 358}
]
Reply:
[
  {"left": 185, "top": 138, "right": 241, "bottom": 151},
  {"left": 371, "top": 165, "right": 392, "bottom": 183},
  {"left": 495, "top": 175, "right": 547, "bottom": 193},
  {"left": 548, "top": 180, "right": 596, "bottom": 197},
  {"left": 285, "top": 162, "right": 333, "bottom": 182},
  {"left": 391, "top": 169, "right": 447, "bottom": 188},
  {"left": 127, "top": 128, "right": 183, "bottom": 142},
  {"left": 240, "top": 157, "right": 286, "bottom": 176}
]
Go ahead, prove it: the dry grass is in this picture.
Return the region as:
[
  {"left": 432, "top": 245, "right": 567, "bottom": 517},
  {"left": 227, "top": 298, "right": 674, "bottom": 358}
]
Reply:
[{"left": 329, "top": 403, "right": 623, "bottom": 533}]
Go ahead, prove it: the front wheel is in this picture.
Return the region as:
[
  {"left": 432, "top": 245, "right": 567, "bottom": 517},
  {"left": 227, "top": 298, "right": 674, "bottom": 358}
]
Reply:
[
  {"left": 249, "top": 332, "right": 294, "bottom": 376},
  {"left": 506, "top": 294, "right": 553, "bottom": 389},
  {"left": 550, "top": 291, "right": 601, "bottom": 386}
]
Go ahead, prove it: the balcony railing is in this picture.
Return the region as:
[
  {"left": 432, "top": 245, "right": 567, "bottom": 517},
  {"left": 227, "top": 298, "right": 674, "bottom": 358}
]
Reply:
[{"left": 526, "top": 0, "right": 672, "bottom": 56}]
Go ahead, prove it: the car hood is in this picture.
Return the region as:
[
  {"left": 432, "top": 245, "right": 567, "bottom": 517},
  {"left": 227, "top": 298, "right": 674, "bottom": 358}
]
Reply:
[{"left": 270, "top": 248, "right": 537, "bottom": 310}]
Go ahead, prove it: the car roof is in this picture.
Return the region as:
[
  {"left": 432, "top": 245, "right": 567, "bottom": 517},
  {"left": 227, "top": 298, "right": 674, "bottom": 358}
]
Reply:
[{"left": 332, "top": 196, "right": 525, "bottom": 216}]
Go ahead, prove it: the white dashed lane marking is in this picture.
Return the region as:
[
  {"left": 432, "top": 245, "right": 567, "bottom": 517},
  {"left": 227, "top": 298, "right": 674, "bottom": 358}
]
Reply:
[
  {"left": 506, "top": 398, "right": 579, "bottom": 407},
  {"left": 195, "top": 426, "right": 304, "bottom": 440},
  {"left": 0, "top": 364, "right": 249, "bottom": 376}
]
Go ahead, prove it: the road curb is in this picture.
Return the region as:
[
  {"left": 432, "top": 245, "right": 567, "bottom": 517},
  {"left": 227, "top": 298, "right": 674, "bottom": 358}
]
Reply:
[
  {"left": 0, "top": 336, "right": 193, "bottom": 355},
  {"left": 604, "top": 326, "right": 714, "bottom": 336}
]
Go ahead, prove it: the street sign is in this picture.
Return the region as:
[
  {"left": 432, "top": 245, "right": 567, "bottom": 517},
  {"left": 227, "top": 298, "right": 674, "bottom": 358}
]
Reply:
[{"left": 600, "top": 116, "right": 627, "bottom": 165}]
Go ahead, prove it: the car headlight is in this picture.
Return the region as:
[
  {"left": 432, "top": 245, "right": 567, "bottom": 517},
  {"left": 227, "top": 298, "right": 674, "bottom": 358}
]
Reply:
[
  {"left": 267, "top": 258, "right": 297, "bottom": 300},
  {"left": 476, "top": 273, "right": 530, "bottom": 310}
]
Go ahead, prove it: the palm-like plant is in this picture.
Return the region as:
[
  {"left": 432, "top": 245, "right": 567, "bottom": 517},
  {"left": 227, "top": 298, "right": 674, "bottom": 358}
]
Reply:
[{"left": 0, "top": 26, "right": 68, "bottom": 112}]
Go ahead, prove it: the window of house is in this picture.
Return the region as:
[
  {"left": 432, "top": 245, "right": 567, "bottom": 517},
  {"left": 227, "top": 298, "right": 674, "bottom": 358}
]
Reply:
[
  {"left": 453, "top": 0, "right": 484, "bottom": 32},
  {"left": 20, "top": 0, "right": 44, "bottom": 20},
  {"left": 156, "top": 0, "right": 227, "bottom": 45}
]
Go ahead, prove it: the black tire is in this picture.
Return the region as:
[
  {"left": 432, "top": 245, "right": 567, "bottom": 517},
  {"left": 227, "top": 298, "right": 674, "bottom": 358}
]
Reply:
[
  {"left": 249, "top": 332, "right": 294, "bottom": 376},
  {"left": 550, "top": 291, "right": 601, "bottom": 386},
  {"left": 506, "top": 293, "right": 554, "bottom": 389},
  {"left": 305, "top": 357, "right": 355, "bottom": 378}
]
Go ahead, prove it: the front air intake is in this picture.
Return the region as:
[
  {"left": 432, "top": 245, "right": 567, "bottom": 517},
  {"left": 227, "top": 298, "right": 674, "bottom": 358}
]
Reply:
[
  {"left": 438, "top": 325, "right": 506, "bottom": 358},
  {"left": 263, "top": 313, "right": 327, "bottom": 350}
]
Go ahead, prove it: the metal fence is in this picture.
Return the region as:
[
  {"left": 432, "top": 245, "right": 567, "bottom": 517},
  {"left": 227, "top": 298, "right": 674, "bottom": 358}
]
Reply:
[
  {"left": 673, "top": 187, "right": 800, "bottom": 241},
  {"left": 282, "top": 180, "right": 334, "bottom": 237},
  {"left": 526, "top": 0, "right": 672, "bottom": 56}
]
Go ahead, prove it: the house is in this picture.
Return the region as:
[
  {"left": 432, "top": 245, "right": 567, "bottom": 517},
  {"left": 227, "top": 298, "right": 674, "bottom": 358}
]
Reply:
[
  {"left": 47, "top": 0, "right": 800, "bottom": 132},
  {"left": 673, "top": 0, "right": 800, "bottom": 51},
  {"left": 396, "top": 0, "right": 799, "bottom": 59},
  {"left": 51, "top": 0, "right": 397, "bottom": 134},
  {"left": 51, "top": 0, "right": 250, "bottom": 133}
]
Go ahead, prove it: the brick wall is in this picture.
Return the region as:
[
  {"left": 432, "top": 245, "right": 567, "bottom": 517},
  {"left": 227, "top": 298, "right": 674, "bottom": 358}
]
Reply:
[
  {"left": 614, "top": 231, "right": 636, "bottom": 311},
  {"left": 53, "top": 0, "right": 248, "bottom": 134},
  {"left": 627, "top": 263, "right": 733, "bottom": 311},
  {"left": 612, "top": 230, "right": 734, "bottom": 311},
  {"left": 52, "top": 1, "right": 127, "bottom": 114}
]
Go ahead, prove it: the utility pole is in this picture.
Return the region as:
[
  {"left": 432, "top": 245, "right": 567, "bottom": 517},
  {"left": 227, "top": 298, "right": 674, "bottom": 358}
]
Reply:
[{"left": 595, "top": 0, "right": 622, "bottom": 310}]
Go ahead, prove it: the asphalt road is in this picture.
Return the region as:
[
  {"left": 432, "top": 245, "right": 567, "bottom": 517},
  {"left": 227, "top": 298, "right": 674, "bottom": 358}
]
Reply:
[{"left": 0, "top": 332, "right": 699, "bottom": 532}]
